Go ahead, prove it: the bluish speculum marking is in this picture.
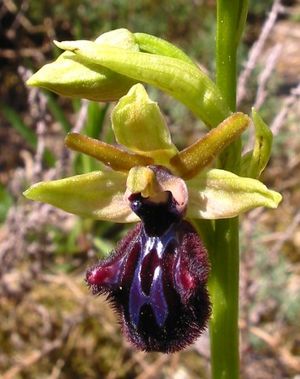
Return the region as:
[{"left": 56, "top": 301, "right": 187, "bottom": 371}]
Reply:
[{"left": 129, "top": 224, "right": 177, "bottom": 328}]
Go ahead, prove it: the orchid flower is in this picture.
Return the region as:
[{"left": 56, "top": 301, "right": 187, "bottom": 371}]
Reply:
[
  {"left": 24, "top": 83, "right": 281, "bottom": 352},
  {"left": 24, "top": 29, "right": 281, "bottom": 353}
]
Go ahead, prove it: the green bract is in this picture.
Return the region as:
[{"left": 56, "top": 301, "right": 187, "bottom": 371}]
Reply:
[
  {"left": 54, "top": 39, "right": 230, "bottom": 128},
  {"left": 27, "top": 28, "right": 230, "bottom": 127},
  {"left": 24, "top": 84, "right": 281, "bottom": 222},
  {"left": 241, "top": 108, "right": 273, "bottom": 178}
]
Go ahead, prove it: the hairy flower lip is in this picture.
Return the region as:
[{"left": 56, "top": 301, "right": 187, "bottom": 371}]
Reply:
[
  {"left": 85, "top": 185, "right": 211, "bottom": 352},
  {"left": 86, "top": 217, "right": 211, "bottom": 353}
]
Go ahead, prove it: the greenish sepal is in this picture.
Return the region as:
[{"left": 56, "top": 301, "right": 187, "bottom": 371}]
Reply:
[
  {"left": 27, "top": 29, "right": 139, "bottom": 101},
  {"left": 112, "top": 84, "right": 177, "bottom": 165},
  {"left": 54, "top": 40, "right": 231, "bottom": 128},
  {"left": 241, "top": 108, "right": 273, "bottom": 178},
  {"left": 186, "top": 168, "right": 282, "bottom": 219},
  {"left": 65, "top": 133, "right": 154, "bottom": 172},
  {"left": 95, "top": 28, "right": 139, "bottom": 51},
  {"left": 134, "top": 33, "right": 195, "bottom": 65},
  {"left": 171, "top": 112, "right": 250, "bottom": 179},
  {"left": 27, "top": 53, "right": 136, "bottom": 101},
  {"left": 23, "top": 171, "right": 139, "bottom": 223}
]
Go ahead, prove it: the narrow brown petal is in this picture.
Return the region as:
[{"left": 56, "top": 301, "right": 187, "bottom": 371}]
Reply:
[
  {"left": 170, "top": 113, "right": 250, "bottom": 179},
  {"left": 65, "top": 133, "right": 154, "bottom": 172}
]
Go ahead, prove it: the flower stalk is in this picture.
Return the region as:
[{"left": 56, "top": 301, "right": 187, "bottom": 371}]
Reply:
[{"left": 208, "top": 1, "right": 249, "bottom": 378}]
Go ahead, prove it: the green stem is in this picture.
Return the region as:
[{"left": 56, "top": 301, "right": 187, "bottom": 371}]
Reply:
[
  {"left": 209, "top": 218, "right": 240, "bottom": 379},
  {"left": 216, "top": 0, "right": 248, "bottom": 111},
  {"left": 209, "top": 1, "right": 248, "bottom": 378}
]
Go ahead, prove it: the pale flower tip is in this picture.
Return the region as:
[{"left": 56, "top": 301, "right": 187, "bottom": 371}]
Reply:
[
  {"left": 53, "top": 40, "right": 75, "bottom": 52},
  {"left": 23, "top": 185, "right": 38, "bottom": 201},
  {"left": 23, "top": 188, "right": 30, "bottom": 199},
  {"left": 26, "top": 76, "right": 36, "bottom": 87},
  {"left": 270, "top": 190, "right": 283, "bottom": 208},
  {"left": 53, "top": 40, "right": 61, "bottom": 48},
  {"left": 231, "top": 112, "right": 250, "bottom": 130},
  {"left": 23, "top": 181, "right": 56, "bottom": 204},
  {"left": 64, "top": 132, "right": 77, "bottom": 147}
]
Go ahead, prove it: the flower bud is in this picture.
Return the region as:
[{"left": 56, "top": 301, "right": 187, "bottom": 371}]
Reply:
[
  {"left": 53, "top": 39, "right": 231, "bottom": 127},
  {"left": 27, "top": 29, "right": 138, "bottom": 101},
  {"left": 134, "top": 33, "right": 195, "bottom": 65}
]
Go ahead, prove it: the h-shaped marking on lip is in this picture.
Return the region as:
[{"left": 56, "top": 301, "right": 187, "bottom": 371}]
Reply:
[{"left": 129, "top": 227, "right": 177, "bottom": 328}]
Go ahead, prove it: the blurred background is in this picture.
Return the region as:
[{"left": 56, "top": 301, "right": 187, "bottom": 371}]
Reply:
[{"left": 0, "top": 0, "right": 300, "bottom": 378}]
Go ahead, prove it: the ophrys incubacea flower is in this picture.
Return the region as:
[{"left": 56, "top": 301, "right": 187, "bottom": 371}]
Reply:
[{"left": 24, "top": 83, "right": 281, "bottom": 352}]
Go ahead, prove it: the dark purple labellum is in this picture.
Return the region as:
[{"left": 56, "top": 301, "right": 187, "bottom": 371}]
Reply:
[{"left": 86, "top": 187, "right": 211, "bottom": 353}]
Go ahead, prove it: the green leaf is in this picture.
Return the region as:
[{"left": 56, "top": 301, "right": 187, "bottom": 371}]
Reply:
[
  {"left": 93, "top": 237, "right": 115, "bottom": 256},
  {"left": 1, "top": 103, "right": 55, "bottom": 166},
  {"left": 186, "top": 168, "right": 282, "bottom": 219},
  {"left": 45, "top": 92, "right": 72, "bottom": 132},
  {"left": 1, "top": 103, "right": 37, "bottom": 147},
  {"left": 24, "top": 171, "right": 138, "bottom": 223},
  {"left": 54, "top": 40, "right": 231, "bottom": 128},
  {"left": 85, "top": 102, "right": 109, "bottom": 139},
  {"left": 77, "top": 102, "right": 109, "bottom": 173},
  {"left": 0, "top": 185, "right": 13, "bottom": 223}
]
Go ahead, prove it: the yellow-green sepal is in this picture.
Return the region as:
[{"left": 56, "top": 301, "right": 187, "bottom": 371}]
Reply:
[
  {"left": 27, "top": 29, "right": 138, "bottom": 101},
  {"left": 23, "top": 171, "right": 138, "bottom": 223},
  {"left": 111, "top": 84, "right": 177, "bottom": 165},
  {"left": 134, "top": 33, "right": 195, "bottom": 65},
  {"left": 186, "top": 169, "right": 282, "bottom": 219},
  {"left": 95, "top": 28, "right": 139, "bottom": 50}
]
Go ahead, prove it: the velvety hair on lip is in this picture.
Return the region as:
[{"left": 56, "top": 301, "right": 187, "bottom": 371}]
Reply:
[{"left": 86, "top": 185, "right": 211, "bottom": 353}]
